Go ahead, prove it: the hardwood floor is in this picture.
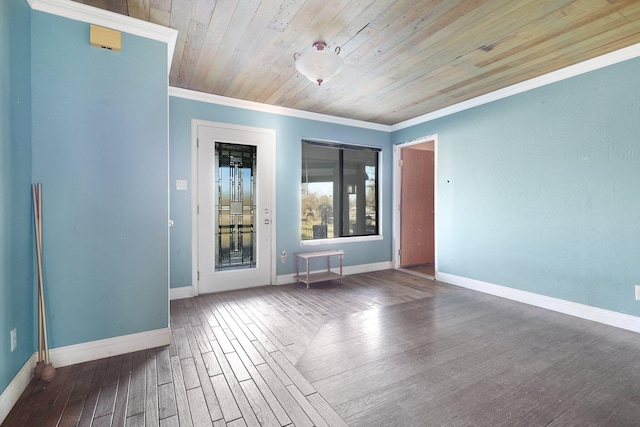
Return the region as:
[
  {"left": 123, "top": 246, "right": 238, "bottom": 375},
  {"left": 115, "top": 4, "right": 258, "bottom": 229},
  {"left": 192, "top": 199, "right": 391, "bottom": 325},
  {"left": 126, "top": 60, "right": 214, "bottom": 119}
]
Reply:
[{"left": 4, "top": 270, "right": 640, "bottom": 426}]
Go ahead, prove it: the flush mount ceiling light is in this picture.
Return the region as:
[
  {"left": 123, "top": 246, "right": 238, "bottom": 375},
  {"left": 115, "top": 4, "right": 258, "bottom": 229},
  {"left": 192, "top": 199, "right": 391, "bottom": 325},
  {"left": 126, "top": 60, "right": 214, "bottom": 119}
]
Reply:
[{"left": 294, "top": 41, "right": 343, "bottom": 86}]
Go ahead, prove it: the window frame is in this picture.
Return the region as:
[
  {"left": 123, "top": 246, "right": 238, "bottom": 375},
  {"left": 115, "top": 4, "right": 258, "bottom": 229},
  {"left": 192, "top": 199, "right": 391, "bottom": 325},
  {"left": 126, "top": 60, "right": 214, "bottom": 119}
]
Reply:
[{"left": 300, "top": 138, "right": 383, "bottom": 246}]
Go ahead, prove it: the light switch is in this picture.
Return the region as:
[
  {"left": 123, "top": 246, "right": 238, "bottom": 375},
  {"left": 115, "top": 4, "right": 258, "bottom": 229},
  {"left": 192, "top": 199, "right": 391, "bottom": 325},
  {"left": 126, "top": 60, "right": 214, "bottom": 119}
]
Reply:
[{"left": 176, "top": 180, "right": 188, "bottom": 190}]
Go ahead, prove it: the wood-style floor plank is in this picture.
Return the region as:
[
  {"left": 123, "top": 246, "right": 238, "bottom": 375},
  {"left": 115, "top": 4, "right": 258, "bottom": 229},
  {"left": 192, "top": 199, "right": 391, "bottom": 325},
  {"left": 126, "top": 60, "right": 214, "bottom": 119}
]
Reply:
[
  {"left": 159, "top": 415, "right": 179, "bottom": 427},
  {"left": 43, "top": 365, "right": 80, "bottom": 426},
  {"left": 156, "top": 346, "right": 173, "bottom": 386},
  {"left": 34, "top": 365, "right": 71, "bottom": 410},
  {"left": 210, "top": 374, "right": 241, "bottom": 422},
  {"left": 125, "top": 412, "right": 144, "bottom": 426},
  {"left": 157, "top": 382, "right": 177, "bottom": 421},
  {"left": 179, "top": 357, "right": 199, "bottom": 391},
  {"left": 185, "top": 387, "right": 212, "bottom": 426},
  {"left": 238, "top": 379, "right": 280, "bottom": 426},
  {"left": 191, "top": 347, "right": 224, "bottom": 422},
  {"left": 77, "top": 358, "right": 108, "bottom": 426},
  {"left": 225, "top": 373, "right": 261, "bottom": 427},
  {"left": 144, "top": 350, "right": 159, "bottom": 427},
  {"left": 255, "top": 363, "right": 313, "bottom": 427},
  {"left": 306, "top": 392, "right": 349, "bottom": 427},
  {"left": 126, "top": 351, "right": 146, "bottom": 418},
  {"left": 242, "top": 361, "right": 290, "bottom": 426},
  {"left": 201, "top": 350, "right": 223, "bottom": 377},
  {"left": 57, "top": 397, "right": 84, "bottom": 426},
  {"left": 94, "top": 381, "right": 118, "bottom": 419},
  {"left": 169, "top": 355, "right": 193, "bottom": 427},
  {"left": 270, "top": 350, "right": 316, "bottom": 397},
  {"left": 111, "top": 373, "right": 130, "bottom": 427},
  {"left": 5, "top": 270, "right": 640, "bottom": 427},
  {"left": 285, "top": 384, "right": 330, "bottom": 427},
  {"left": 23, "top": 405, "right": 51, "bottom": 426}
]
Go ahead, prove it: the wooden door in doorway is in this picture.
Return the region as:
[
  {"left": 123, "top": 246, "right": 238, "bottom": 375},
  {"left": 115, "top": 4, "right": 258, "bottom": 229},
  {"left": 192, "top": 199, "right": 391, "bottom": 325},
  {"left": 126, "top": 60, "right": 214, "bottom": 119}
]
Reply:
[{"left": 400, "top": 146, "right": 434, "bottom": 267}]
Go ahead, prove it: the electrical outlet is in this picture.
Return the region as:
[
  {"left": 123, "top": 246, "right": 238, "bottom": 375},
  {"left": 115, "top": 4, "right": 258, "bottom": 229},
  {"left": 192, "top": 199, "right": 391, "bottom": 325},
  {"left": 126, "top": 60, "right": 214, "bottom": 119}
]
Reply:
[
  {"left": 636, "top": 285, "right": 640, "bottom": 301},
  {"left": 10, "top": 328, "right": 17, "bottom": 352}
]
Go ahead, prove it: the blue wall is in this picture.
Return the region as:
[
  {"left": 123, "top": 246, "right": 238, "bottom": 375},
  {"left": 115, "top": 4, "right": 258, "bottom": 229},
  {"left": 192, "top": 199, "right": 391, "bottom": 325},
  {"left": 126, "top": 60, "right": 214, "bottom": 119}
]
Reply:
[
  {"left": 169, "top": 97, "right": 392, "bottom": 288},
  {"left": 0, "top": 0, "right": 34, "bottom": 396},
  {"left": 31, "top": 12, "right": 170, "bottom": 347},
  {"left": 392, "top": 57, "right": 640, "bottom": 317}
]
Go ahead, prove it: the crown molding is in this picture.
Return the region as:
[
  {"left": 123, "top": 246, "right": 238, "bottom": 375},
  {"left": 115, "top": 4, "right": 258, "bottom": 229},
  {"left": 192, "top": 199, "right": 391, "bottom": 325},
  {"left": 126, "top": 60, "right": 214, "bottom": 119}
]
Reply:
[
  {"left": 169, "top": 87, "right": 392, "bottom": 132},
  {"left": 27, "top": 0, "right": 177, "bottom": 72},
  {"left": 391, "top": 42, "right": 640, "bottom": 131}
]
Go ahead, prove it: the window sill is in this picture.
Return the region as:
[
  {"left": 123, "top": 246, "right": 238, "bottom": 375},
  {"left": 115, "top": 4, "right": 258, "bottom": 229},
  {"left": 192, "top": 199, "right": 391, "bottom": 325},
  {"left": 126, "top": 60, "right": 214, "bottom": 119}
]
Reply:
[{"left": 300, "top": 234, "right": 383, "bottom": 246}]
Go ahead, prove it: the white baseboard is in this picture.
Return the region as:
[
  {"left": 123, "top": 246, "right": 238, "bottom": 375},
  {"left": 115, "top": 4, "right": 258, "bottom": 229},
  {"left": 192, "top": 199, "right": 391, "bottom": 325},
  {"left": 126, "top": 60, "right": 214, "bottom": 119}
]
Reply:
[
  {"left": 344, "top": 261, "right": 393, "bottom": 275},
  {"left": 179, "top": 262, "right": 393, "bottom": 291},
  {"left": 49, "top": 327, "right": 172, "bottom": 368},
  {"left": 437, "top": 272, "right": 640, "bottom": 334},
  {"left": 0, "top": 353, "right": 38, "bottom": 425},
  {"left": 0, "top": 327, "right": 171, "bottom": 424},
  {"left": 170, "top": 286, "right": 195, "bottom": 300},
  {"left": 276, "top": 261, "right": 393, "bottom": 285}
]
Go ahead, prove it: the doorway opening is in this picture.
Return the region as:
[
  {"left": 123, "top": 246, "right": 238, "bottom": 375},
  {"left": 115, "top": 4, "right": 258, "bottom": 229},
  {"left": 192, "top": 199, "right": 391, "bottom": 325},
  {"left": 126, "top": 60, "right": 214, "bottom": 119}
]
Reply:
[{"left": 393, "top": 136, "right": 437, "bottom": 279}]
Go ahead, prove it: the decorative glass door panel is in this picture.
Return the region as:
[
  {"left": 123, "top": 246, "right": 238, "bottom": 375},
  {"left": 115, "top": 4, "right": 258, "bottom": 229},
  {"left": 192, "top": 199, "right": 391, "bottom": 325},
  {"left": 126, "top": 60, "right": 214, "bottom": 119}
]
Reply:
[
  {"left": 215, "top": 143, "right": 256, "bottom": 270},
  {"left": 196, "top": 121, "right": 273, "bottom": 294}
]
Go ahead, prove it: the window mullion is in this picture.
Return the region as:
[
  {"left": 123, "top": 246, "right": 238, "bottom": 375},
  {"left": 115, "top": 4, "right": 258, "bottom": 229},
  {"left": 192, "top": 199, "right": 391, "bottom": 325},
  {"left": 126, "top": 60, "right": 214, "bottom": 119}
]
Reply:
[{"left": 338, "top": 149, "right": 344, "bottom": 237}]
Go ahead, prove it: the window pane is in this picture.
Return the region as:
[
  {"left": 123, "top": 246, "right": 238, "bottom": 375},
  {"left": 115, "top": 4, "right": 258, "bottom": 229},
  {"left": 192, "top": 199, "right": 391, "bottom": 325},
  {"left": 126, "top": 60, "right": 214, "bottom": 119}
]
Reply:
[
  {"left": 365, "top": 165, "right": 377, "bottom": 234},
  {"left": 301, "top": 144, "right": 339, "bottom": 240},
  {"left": 343, "top": 148, "right": 377, "bottom": 237},
  {"left": 301, "top": 141, "right": 379, "bottom": 240}
]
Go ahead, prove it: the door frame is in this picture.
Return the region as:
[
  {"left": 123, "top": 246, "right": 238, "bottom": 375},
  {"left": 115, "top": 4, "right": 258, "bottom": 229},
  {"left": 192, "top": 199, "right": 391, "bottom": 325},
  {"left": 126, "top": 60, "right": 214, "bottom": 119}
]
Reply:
[
  {"left": 392, "top": 134, "right": 438, "bottom": 275},
  {"left": 191, "top": 119, "right": 276, "bottom": 296}
]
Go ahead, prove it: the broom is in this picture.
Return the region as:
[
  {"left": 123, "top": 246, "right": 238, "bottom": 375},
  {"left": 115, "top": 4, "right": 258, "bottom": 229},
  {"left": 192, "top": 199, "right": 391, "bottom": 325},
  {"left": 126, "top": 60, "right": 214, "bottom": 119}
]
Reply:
[
  {"left": 32, "top": 183, "right": 55, "bottom": 382},
  {"left": 32, "top": 184, "right": 44, "bottom": 378}
]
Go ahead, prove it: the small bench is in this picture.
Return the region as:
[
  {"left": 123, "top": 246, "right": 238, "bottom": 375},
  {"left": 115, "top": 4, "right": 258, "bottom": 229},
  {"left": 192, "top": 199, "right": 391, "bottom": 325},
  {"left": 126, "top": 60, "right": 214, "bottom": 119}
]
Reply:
[{"left": 294, "top": 250, "right": 344, "bottom": 289}]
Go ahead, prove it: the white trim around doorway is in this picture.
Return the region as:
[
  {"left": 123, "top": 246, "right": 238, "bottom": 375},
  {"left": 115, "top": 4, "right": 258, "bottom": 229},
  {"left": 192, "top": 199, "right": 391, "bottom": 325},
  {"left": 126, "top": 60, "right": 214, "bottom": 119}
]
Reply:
[
  {"left": 392, "top": 135, "right": 439, "bottom": 275},
  {"left": 190, "top": 119, "right": 277, "bottom": 296}
]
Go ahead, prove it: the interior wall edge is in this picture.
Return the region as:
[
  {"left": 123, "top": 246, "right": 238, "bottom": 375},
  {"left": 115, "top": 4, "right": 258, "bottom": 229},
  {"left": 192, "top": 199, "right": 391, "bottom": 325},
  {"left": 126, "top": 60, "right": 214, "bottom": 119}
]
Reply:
[
  {"left": 170, "top": 286, "right": 195, "bottom": 301},
  {"left": 27, "top": 0, "right": 178, "bottom": 71}
]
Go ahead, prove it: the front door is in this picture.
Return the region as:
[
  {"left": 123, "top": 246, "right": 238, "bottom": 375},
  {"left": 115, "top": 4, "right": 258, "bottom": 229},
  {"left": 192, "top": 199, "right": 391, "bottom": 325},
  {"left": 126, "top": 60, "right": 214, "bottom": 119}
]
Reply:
[{"left": 196, "top": 122, "right": 274, "bottom": 293}]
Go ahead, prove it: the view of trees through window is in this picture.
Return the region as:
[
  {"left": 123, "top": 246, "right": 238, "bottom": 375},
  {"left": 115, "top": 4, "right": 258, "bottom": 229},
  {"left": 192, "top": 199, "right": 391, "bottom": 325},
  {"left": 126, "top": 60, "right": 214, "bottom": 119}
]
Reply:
[
  {"left": 301, "top": 141, "right": 379, "bottom": 240},
  {"left": 301, "top": 182, "right": 334, "bottom": 239}
]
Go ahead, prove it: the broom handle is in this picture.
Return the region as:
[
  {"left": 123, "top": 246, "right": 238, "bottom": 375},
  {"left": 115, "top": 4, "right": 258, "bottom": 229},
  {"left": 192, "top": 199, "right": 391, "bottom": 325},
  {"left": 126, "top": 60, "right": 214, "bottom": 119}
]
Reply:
[
  {"left": 37, "top": 184, "right": 51, "bottom": 365},
  {"left": 33, "top": 184, "right": 51, "bottom": 364},
  {"left": 32, "top": 185, "right": 43, "bottom": 363}
]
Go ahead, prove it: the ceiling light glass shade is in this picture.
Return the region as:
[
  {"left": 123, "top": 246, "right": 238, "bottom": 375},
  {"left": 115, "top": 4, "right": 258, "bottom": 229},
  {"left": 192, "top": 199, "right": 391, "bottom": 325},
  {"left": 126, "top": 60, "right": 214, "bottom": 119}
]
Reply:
[{"left": 294, "top": 41, "right": 343, "bottom": 86}]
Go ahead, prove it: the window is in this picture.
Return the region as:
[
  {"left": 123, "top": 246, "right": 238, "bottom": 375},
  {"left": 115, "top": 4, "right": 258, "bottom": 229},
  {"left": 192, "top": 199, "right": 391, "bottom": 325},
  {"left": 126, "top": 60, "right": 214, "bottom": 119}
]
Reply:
[{"left": 301, "top": 139, "right": 380, "bottom": 240}]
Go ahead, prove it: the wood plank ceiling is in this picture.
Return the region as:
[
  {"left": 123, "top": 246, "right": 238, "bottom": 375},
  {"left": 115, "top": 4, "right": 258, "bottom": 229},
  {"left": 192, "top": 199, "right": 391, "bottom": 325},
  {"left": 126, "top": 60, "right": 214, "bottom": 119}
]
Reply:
[{"left": 73, "top": 0, "right": 640, "bottom": 125}]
